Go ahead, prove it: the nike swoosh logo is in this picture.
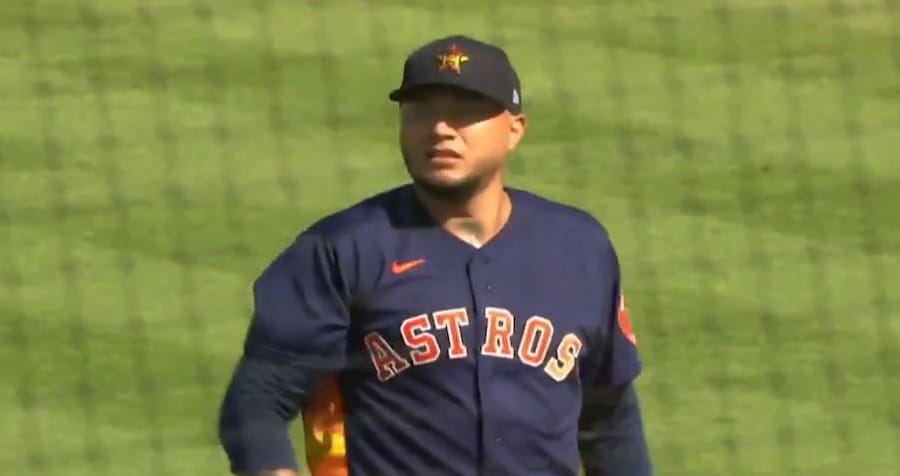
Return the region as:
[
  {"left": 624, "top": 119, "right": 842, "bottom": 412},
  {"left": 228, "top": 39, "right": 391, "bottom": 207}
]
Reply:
[{"left": 391, "top": 258, "right": 426, "bottom": 275}]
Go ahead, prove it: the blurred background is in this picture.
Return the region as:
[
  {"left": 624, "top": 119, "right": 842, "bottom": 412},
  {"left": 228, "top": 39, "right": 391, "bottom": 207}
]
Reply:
[{"left": 0, "top": 0, "right": 898, "bottom": 475}]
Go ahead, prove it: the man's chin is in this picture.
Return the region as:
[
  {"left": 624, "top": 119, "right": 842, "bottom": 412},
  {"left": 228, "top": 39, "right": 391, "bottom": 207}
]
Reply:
[{"left": 412, "top": 175, "right": 482, "bottom": 203}]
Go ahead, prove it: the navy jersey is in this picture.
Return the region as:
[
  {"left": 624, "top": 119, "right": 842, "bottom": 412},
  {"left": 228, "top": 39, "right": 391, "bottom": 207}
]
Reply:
[{"left": 244, "top": 184, "right": 643, "bottom": 476}]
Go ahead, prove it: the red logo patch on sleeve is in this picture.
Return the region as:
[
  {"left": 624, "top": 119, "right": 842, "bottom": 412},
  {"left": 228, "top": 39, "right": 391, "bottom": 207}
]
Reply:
[{"left": 617, "top": 293, "right": 637, "bottom": 346}]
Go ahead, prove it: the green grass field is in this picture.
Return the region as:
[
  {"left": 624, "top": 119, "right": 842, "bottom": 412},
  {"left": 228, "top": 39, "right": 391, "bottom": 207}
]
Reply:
[{"left": 1, "top": 0, "right": 899, "bottom": 475}]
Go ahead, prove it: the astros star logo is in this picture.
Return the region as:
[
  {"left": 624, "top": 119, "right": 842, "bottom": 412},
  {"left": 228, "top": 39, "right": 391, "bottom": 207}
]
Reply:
[{"left": 437, "top": 44, "right": 469, "bottom": 74}]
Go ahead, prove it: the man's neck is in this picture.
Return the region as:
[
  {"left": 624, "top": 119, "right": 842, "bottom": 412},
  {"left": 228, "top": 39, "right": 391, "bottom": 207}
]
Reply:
[{"left": 415, "top": 181, "right": 511, "bottom": 248}]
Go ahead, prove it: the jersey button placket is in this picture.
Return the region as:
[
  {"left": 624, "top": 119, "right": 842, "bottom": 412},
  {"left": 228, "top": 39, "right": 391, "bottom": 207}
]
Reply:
[
  {"left": 472, "top": 253, "right": 503, "bottom": 472},
  {"left": 481, "top": 255, "right": 493, "bottom": 292}
]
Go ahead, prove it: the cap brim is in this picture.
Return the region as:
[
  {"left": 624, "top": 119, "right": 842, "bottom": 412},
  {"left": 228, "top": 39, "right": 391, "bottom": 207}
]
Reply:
[
  {"left": 388, "top": 82, "right": 497, "bottom": 105},
  {"left": 387, "top": 87, "right": 410, "bottom": 101},
  {"left": 388, "top": 82, "right": 454, "bottom": 102}
]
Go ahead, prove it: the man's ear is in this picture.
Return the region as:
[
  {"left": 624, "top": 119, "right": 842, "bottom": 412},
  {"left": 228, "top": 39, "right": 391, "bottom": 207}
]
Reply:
[{"left": 507, "top": 114, "right": 527, "bottom": 151}]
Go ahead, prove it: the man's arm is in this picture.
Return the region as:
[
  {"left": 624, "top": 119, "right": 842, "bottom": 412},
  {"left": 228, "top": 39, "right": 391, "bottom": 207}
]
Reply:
[
  {"left": 218, "top": 355, "right": 309, "bottom": 476},
  {"left": 218, "top": 230, "right": 353, "bottom": 475},
  {"left": 579, "top": 382, "right": 652, "bottom": 476},
  {"left": 578, "top": 239, "right": 653, "bottom": 476}
]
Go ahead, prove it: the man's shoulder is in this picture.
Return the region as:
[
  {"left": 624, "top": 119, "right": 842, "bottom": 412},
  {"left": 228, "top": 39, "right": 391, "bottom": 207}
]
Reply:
[
  {"left": 258, "top": 185, "right": 407, "bottom": 279},
  {"left": 512, "top": 189, "right": 621, "bottom": 274},
  {"left": 296, "top": 184, "right": 411, "bottom": 243},
  {"left": 511, "top": 188, "right": 613, "bottom": 242}
]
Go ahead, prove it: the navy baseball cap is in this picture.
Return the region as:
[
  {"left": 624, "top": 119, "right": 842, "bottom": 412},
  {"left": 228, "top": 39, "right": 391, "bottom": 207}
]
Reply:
[{"left": 388, "top": 35, "right": 523, "bottom": 114}]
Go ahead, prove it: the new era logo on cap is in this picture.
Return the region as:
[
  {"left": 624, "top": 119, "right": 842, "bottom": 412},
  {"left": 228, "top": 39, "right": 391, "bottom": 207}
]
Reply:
[{"left": 388, "top": 34, "right": 523, "bottom": 114}]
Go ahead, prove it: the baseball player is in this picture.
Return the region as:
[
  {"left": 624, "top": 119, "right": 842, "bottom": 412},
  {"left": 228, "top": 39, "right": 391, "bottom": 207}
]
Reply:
[{"left": 218, "top": 34, "right": 654, "bottom": 476}]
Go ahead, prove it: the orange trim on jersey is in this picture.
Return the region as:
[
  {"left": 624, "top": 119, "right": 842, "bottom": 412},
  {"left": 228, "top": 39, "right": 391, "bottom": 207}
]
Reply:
[{"left": 303, "top": 375, "right": 348, "bottom": 476}]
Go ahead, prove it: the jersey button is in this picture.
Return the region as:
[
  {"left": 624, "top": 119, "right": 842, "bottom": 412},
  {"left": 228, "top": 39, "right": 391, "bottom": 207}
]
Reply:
[{"left": 486, "top": 284, "right": 492, "bottom": 291}]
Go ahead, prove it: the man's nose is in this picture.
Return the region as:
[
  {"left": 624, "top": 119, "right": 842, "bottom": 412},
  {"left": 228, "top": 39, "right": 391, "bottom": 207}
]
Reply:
[{"left": 430, "top": 118, "right": 457, "bottom": 138}]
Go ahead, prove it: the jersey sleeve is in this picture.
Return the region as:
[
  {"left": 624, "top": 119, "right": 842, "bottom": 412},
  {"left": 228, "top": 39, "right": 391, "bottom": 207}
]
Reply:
[
  {"left": 580, "top": 238, "right": 642, "bottom": 388},
  {"left": 218, "top": 230, "right": 354, "bottom": 474},
  {"left": 244, "top": 230, "right": 353, "bottom": 377}
]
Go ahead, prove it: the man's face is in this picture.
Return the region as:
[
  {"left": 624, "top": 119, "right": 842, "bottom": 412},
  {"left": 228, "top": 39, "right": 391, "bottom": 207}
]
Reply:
[{"left": 399, "top": 86, "right": 525, "bottom": 201}]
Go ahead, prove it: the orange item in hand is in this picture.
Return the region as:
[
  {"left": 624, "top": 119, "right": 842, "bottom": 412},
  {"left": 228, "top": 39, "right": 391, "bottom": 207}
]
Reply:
[{"left": 303, "top": 375, "right": 348, "bottom": 476}]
